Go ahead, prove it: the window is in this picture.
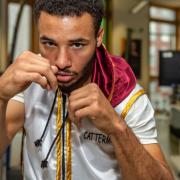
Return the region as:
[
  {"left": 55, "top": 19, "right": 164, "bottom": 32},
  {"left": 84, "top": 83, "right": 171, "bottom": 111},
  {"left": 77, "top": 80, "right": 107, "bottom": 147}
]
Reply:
[
  {"left": 149, "top": 5, "right": 177, "bottom": 113},
  {"left": 150, "top": 6, "right": 176, "bottom": 21},
  {"left": 149, "top": 21, "right": 176, "bottom": 76}
]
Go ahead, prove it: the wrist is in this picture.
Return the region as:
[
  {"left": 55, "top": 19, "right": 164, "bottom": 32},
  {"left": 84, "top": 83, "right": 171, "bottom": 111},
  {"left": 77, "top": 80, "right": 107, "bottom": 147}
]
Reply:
[{"left": 109, "top": 117, "right": 127, "bottom": 139}]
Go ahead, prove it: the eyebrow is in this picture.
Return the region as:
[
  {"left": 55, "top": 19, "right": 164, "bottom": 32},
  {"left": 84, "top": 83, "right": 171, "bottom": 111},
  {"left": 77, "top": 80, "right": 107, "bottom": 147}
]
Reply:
[
  {"left": 40, "top": 36, "right": 55, "bottom": 42},
  {"left": 40, "top": 35, "right": 89, "bottom": 43},
  {"left": 69, "top": 38, "right": 89, "bottom": 43}
]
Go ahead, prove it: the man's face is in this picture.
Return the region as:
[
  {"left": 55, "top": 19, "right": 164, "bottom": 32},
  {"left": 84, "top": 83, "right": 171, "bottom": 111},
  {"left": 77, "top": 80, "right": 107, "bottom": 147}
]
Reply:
[{"left": 38, "top": 12, "right": 103, "bottom": 93}]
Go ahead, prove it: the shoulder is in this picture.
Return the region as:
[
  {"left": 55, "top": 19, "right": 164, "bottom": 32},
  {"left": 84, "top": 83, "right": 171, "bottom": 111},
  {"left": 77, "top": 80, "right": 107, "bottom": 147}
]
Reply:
[
  {"left": 114, "top": 84, "right": 146, "bottom": 117},
  {"left": 115, "top": 84, "right": 157, "bottom": 144}
]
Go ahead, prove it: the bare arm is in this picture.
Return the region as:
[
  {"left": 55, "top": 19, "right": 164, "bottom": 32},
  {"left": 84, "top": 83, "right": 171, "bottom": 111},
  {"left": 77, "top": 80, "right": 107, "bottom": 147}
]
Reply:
[
  {"left": 110, "top": 121, "right": 174, "bottom": 180},
  {"left": 0, "top": 51, "right": 58, "bottom": 157},
  {"left": 0, "top": 99, "right": 24, "bottom": 157},
  {"left": 68, "top": 83, "right": 174, "bottom": 180},
  {"left": 0, "top": 99, "right": 9, "bottom": 156}
]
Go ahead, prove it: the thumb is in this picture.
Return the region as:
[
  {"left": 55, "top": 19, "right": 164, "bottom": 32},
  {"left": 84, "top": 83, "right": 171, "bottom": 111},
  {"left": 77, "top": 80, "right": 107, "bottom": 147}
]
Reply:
[{"left": 51, "top": 65, "right": 58, "bottom": 74}]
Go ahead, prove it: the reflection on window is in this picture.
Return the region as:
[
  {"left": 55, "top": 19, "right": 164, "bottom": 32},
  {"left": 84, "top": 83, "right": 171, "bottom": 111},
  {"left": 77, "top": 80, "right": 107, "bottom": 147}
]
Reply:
[
  {"left": 149, "top": 6, "right": 177, "bottom": 113},
  {"left": 149, "top": 22, "right": 176, "bottom": 76},
  {"left": 150, "top": 6, "right": 176, "bottom": 21},
  {"left": 161, "top": 35, "right": 170, "bottom": 43},
  {"left": 150, "top": 21, "right": 176, "bottom": 34}
]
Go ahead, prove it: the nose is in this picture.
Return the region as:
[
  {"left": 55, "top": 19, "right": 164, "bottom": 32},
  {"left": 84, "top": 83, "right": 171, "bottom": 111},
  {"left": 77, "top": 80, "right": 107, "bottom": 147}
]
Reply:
[{"left": 55, "top": 48, "right": 72, "bottom": 70}]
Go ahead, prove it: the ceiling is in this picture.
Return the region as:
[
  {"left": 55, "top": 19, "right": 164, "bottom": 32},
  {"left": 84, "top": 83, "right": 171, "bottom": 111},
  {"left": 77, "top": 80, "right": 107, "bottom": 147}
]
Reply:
[
  {"left": 151, "top": 0, "right": 180, "bottom": 8},
  {"left": 114, "top": 0, "right": 180, "bottom": 13},
  {"left": 8, "top": 0, "right": 180, "bottom": 9}
]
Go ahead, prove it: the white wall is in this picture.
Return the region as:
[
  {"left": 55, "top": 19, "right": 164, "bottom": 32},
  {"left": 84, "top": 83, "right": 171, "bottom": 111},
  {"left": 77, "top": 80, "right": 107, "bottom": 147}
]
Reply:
[
  {"left": 111, "top": 0, "right": 149, "bottom": 90},
  {"left": 8, "top": 3, "right": 32, "bottom": 59},
  {"left": 8, "top": 3, "right": 31, "bottom": 168}
]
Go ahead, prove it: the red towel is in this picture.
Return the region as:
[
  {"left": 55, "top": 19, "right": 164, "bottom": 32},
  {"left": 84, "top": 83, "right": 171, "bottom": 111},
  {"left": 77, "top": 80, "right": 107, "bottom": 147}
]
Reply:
[{"left": 92, "top": 45, "right": 136, "bottom": 107}]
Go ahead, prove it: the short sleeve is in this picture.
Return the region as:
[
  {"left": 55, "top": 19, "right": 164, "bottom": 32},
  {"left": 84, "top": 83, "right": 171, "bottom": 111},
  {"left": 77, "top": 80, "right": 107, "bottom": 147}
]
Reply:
[
  {"left": 124, "top": 94, "right": 157, "bottom": 144},
  {"left": 11, "top": 92, "right": 24, "bottom": 103}
]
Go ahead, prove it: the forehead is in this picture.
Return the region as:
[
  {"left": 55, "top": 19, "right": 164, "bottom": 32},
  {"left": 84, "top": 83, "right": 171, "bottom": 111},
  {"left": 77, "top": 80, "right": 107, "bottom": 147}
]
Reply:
[{"left": 37, "top": 12, "right": 95, "bottom": 39}]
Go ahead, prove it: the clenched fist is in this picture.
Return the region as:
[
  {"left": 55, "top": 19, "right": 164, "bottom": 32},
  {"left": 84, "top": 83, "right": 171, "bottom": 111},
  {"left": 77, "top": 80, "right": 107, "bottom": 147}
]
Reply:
[
  {"left": 0, "top": 51, "right": 58, "bottom": 102},
  {"left": 68, "top": 83, "right": 122, "bottom": 135}
]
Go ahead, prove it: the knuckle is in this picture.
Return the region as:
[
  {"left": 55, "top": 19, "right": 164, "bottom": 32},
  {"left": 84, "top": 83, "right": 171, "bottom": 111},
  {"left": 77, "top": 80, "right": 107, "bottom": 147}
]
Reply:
[
  {"left": 44, "top": 58, "right": 50, "bottom": 64},
  {"left": 91, "top": 91, "right": 100, "bottom": 102},
  {"left": 68, "top": 100, "right": 73, "bottom": 109},
  {"left": 93, "top": 101, "right": 100, "bottom": 109},
  {"left": 74, "top": 111, "right": 81, "bottom": 119},
  {"left": 16, "top": 51, "right": 32, "bottom": 64},
  {"left": 69, "top": 102, "right": 75, "bottom": 111},
  {"left": 68, "top": 101, "right": 72, "bottom": 109},
  {"left": 92, "top": 85, "right": 99, "bottom": 94},
  {"left": 45, "top": 64, "right": 51, "bottom": 72},
  {"left": 21, "top": 50, "right": 31, "bottom": 57},
  {"left": 68, "top": 96, "right": 73, "bottom": 103},
  {"left": 91, "top": 83, "right": 99, "bottom": 89},
  {"left": 33, "top": 73, "right": 41, "bottom": 81},
  {"left": 17, "top": 59, "right": 25, "bottom": 67}
]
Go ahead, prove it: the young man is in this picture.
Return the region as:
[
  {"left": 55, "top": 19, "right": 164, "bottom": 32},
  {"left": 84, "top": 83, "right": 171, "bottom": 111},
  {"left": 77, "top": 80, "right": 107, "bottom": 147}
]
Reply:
[{"left": 0, "top": 0, "right": 174, "bottom": 179}]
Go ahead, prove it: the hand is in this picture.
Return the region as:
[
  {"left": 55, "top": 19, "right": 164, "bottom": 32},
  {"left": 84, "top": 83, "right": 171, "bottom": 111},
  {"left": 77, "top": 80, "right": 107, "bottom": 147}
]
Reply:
[
  {"left": 0, "top": 51, "right": 58, "bottom": 102},
  {"left": 68, "top": 83, "right": 121, "bottom": 135}
]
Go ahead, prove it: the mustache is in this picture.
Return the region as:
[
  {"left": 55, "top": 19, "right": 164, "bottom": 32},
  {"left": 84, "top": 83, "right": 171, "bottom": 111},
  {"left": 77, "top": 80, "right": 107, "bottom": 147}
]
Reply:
[{"left": 55, "top": 68, "right": 78, "bottom": 76}]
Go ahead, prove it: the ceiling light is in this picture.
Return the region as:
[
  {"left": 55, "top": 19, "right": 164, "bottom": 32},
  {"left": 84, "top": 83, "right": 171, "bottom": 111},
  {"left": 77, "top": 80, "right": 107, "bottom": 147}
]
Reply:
[{"left": 131, "top": 0, "right": 149, "bottom": 14}]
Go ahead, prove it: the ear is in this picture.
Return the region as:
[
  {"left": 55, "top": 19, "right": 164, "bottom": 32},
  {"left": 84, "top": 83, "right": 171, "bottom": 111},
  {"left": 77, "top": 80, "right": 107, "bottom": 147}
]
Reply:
[{"left": 96, "top": 27, "right": 104, "bottom": 47}]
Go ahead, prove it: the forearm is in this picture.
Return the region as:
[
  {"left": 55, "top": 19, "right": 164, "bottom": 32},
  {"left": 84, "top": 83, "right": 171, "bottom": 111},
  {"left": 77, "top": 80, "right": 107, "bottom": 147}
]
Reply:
[
  {"left": 0, "top": 99, "right": 9, "bottom": 157},
  {"left": 109, "top": 121, "right": 173, "bottom": 180}
]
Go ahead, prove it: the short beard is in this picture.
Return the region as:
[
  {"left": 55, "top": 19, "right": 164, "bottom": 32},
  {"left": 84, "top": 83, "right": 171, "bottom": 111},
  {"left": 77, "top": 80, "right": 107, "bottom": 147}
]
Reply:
[{"left": 59, "top": 53, "right": 95, "bottom": 94}]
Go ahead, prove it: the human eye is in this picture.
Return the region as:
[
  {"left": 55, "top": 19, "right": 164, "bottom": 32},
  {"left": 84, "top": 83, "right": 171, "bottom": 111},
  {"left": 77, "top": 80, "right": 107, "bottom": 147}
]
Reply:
[
  {"left": 41, "top": 40, "right": 56, "bottom": 48},
  {"left": 72, "top": 42, "right": 85, "bottom": 49}
]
